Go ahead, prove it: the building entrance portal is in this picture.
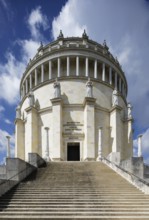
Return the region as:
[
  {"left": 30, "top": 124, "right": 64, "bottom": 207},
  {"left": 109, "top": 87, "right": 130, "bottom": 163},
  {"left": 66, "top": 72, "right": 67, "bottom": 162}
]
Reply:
[{"left": 67, "top": 143, "right": 80, "bottom": 161}]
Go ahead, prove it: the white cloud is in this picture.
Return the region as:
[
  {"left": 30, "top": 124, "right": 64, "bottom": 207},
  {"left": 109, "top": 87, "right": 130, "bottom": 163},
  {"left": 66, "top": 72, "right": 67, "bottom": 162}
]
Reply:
[
  {"left": 0, "top": 7, "right": 48, "bottom": 105},
  {"left": 0, "top": 53, "right": 25, "bottom": 104},
  {"left": 17, "top": 39, "right": 40, "bottom": 62},
  {"left": 5, "top": 119, "right": 12, "bottom": 124},
  {"left": 52, "top": 0, "right": 87, "bottom": 39},
  {"left": 28, "top": 6, "right": 49, "bottom": 40}
]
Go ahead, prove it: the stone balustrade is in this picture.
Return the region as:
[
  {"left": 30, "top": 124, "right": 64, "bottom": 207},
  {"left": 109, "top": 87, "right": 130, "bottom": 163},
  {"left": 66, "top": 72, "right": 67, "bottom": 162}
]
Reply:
[{"left": 20, "top": 37, "right": 127, "bottom": 100}]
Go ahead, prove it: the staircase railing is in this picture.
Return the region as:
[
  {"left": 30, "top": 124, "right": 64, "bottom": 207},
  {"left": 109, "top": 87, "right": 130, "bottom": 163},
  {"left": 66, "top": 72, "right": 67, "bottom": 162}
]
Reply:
[
  {"left": 0, "top": 156, "right": 47, "bottom": 197},
  {"left": 102, "top": 157, "right": 149, "bottom": 194}
]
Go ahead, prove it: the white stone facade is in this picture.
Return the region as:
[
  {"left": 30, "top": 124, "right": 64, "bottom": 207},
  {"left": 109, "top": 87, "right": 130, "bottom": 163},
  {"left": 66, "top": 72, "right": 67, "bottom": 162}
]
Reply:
[{"left": 15, "top": 32, "right": 133, "bottom": 162}]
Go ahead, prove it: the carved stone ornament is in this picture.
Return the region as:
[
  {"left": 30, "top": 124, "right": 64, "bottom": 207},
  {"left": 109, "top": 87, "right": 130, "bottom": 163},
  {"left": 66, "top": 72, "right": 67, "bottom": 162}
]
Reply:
[
  {"left": 82, "top": 30, "right": 88, "bottom": 39},
  {"left": 57, "top": 30, "right": 64, "bottom": 39}
]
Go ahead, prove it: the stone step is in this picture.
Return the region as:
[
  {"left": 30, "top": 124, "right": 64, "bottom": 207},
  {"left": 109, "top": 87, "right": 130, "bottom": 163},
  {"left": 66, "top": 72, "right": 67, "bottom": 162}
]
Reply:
[
  {"left": 6, "top": 190, "right": 144, "bottom": 195},
  {"left": 1, "top": 198, "right": 149, "bottom": 203},
  {"left": 0, "top": 201, "right": 149, "bottom": 205},
  {"left": 1, "top": 204, "right": 149, "bottom": 207},
  {"left": 3, "top": 207, "right": 149, "bottom": 211},
  {"left": 0, "top": 216, "right": 148, "bottom": 219},
  {"left": 1, "top": 161, "right": 149, "bottom": 219},
  {"left": 3, "top": 196, "right": 148, "bottom": 200},
  {"left": 1, "top": 211, "right": 149, "bottom": 216}
]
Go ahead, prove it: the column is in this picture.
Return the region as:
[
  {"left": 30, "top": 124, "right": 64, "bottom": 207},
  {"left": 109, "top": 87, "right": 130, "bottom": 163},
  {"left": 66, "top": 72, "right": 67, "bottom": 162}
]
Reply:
[
  {"left": 44, "top": 127, "right": 50, "bottom": 161},
  {"left": 122, "top": 83, "right": 124, "bottom": 96},
  {"left": 29, "top": 74, "right": 32, "bottom": 89},
  {"left": 49, "top": 60, "right": 52, "bottom": 79},
  {"left": 109, "top": 67, "right": 112, "bottom": 85},
  {"left": 94, "top": 60, "right": 97, "bottom": 78},
  {"left": 119, "top": 78, "right": 122, "bottom": 92},
  {"left": 6, "top": 136, "right": 10, "bottom": 158},
  {"left": 76, "top": 56, "right": 79, "bottom": 76},
  {"left": 35, "top": 68, "right": 37, "bottom": 86},
  {"left": 41, "top": 64, "right": 44, "bottom": 82},
  {"left": 85, "top": 57, "right": 88, "bottom": 77},
  {"left": 58, "top": 58, "right": 60, "bottom": 77},
  {"left": 25, "top": 79, "right": 28, "bottom": 94},
  {"left": 138, "top": 134, "right": 143, "bottom": 157},
  {"left": 67, "top": 57, "right": 70, "bottom": 76},
  {"left": 97, "top": 127, "right": 102, "bottom": 160},
  {"left": 102, "top": 63, "right": 105, "bottom": 81},
  {"left": 115, "top": 72, "right": 117, "bottom": 89},
  {"left": 23, "top": 85, "right": 25, "bottom": 97}
]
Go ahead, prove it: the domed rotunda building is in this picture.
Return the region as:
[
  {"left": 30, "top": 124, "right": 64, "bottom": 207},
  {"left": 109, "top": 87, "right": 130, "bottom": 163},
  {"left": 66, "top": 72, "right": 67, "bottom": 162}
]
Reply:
[{"left": 15, "top": 30, "right": 133, "bottom": 163}]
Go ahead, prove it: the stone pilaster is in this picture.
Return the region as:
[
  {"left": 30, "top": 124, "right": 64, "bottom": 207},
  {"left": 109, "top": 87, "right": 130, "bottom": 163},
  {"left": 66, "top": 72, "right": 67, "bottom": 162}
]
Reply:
[
  {"left": 15, "top": 118, "right": 25, "bottom": 160},
  {"left": 110, "top": 105, "right": 122, "bottom": 154},
  {"left": 84, "top": 97, "right": 96, "bottom": 160},
  {"left": 51, "top": 98, "right": 62, "bottom": 161},
  {"left": 25, "top": 107, "right": 39, "bottom": 161}
]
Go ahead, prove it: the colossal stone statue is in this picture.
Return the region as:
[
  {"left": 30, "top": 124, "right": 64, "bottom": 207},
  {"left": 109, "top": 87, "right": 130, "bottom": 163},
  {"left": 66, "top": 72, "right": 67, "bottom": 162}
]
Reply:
[
  {"left": 112, "top": 89, "right": 119, "bottom": 106},
  {"left": 127, "top": 103, "right": 133, "bottom": 119},
  {"left": 86, "top": 78, "right": 93, "bottom": 98},
  {"left": 53, "top": 79, "right": 61, "bottom": 98},
  {"left": 16, "top": 105, "right": 21, "bottom": 119},
  {"left": 28, "top": 90, "right": 34, "bottom": 107}
]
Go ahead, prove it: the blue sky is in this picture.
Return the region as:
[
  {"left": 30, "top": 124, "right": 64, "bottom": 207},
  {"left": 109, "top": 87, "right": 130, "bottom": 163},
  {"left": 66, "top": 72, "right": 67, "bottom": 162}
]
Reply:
[{"left": 0, "top": 0, "right": 149, "bottom": 163}]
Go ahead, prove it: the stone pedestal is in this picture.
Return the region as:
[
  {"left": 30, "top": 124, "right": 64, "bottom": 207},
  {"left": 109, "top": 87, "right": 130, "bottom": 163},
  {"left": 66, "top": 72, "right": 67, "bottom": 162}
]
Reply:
[
  {"left": 110, "top": 105, "right": 122, "bottom": 156},
  {"left": 138, "top": 134, "right": 143, "bottom": 157},
  {"left": 25, "top": 107, "right": 39, "bottom": 161},
  {"left": 127, "top": 118, "right": 133, "bottom": 157},
  {"left": 84, "top": 97, "right": 96, "bottom": 160},
  {"left": 15, "top": 118, "right": 25, "bottom": 160},
  {"left": 51, "top": 98, "right": 62, "bottom": 160}
]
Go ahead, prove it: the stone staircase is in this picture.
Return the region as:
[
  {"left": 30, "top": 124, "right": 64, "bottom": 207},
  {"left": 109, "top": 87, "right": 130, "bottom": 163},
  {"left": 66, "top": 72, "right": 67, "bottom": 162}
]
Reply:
[{"left": 0, "top": 161, "right": 149, "bottom": 219}]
